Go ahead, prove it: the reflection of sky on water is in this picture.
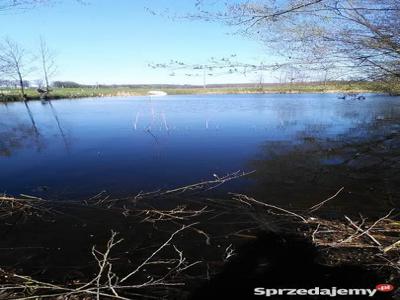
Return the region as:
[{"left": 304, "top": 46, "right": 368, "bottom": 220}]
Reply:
[{"left": 0, "top": 93, "right": 399, "bottom": 199}]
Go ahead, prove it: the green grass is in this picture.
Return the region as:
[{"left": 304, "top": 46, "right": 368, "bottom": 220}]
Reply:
[{"left": 1, "top": 81, "right": 399, "bottom": 102}]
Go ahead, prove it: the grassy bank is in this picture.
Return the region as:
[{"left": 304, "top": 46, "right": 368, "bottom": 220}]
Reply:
[{"left": 1, "top": 81, "right": 399, "bottom": 102}]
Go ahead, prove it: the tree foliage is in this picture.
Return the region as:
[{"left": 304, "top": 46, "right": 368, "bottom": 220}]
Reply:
[{"left": 188, "top": 0, "right": 399, "bottom": 82}]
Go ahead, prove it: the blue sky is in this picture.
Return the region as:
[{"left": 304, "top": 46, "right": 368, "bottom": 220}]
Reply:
[{"left": 0, "top": 0, "right": 275, "bottom": 85}]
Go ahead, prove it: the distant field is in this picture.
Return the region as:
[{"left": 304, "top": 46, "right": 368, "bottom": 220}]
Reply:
[{"left": 0, "top": 81, "right": 398, "bottom": 102}]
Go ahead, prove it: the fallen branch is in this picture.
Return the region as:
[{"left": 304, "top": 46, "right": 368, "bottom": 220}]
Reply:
[
  {"left": 308, "top": 187, "right": 345, "bottom": 213},
  {"left": 0, "top": 224, "right": 202, "bottom": 300},
  {"left": 228, "top": 191, "right": 399, "bottom": 272},
  {"left": 133, "top": 170, "right": 255, "bottom": 201},
  {"left": 0, "top": 193, "right": 50, "bottom": 219},
  {"left": 230, "top": 193, "right": 307, "bottom": 222}
]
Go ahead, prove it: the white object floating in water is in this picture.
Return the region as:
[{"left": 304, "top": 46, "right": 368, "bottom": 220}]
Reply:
[{"left": 148, "top": 90, "right": 167, "bottom": 97}]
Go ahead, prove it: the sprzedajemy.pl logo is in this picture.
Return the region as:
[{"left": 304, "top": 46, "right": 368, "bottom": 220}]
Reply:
[{"left": 254, "top": 284, "right": 395, "bottom": 297}]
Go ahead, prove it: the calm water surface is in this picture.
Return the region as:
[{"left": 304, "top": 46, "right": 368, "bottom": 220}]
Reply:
[{"left": 1, "top": 93, "right": 399, "bottom": 214}]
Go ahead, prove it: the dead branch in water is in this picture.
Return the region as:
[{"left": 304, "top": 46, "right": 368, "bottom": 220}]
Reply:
[
  {"left": 135, "top": 206, "right": 210, "bottom": 223},
  {"left": 308, "top": 187, "right": 345, "bottom": 213},
  {"left": 83, "top": 170, "right": 255, "bottom": 213},
  {"left": 230, "top": 193, "right": 307, "bottom": 222},
  {"left": 83, "top": 170, "right": 255, "bottom": 209},
  {"left": 0, "top": 193, "right": 50, "bottom": 219},
  {"left": 132, "top": 170, "right": 255, "bottom": 201}
]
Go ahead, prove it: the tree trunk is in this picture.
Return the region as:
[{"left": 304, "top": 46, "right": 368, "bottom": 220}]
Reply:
[{"left": 17, "top": 71, "right": 26, "bottom": 99}]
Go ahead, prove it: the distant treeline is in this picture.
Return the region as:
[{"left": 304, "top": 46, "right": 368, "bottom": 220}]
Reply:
[
  {"left": 51, "top": 81, "right": 204, "bottom": 89},
  {"left": 50, "top": 80, "right": 379, "bottom": 89},
  {"left": 0, "top": 80, "right": 382, "bottom": 90},
  {"left": 0, "top": 80, "right": 31, "bottom": 88}
]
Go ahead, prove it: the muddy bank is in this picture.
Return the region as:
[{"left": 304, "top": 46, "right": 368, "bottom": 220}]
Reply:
[
  {"left": 191, "top": 232, "right": 395, "bottom": 300},
  {"left": 0, "top": 177, "right": 398, "bottom": 299}
]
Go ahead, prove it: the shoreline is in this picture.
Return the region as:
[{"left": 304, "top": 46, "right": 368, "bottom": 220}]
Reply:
[{"left": 0, "top": 87, "right": 395, "bottom": 103}]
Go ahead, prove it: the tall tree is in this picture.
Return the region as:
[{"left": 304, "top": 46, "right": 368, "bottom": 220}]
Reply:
[
  {"left": 0, "top": 38, "right": 34, "bottom": 98},
  {"left": 39, "top": 37, "right": 57, "bottom": 91}
]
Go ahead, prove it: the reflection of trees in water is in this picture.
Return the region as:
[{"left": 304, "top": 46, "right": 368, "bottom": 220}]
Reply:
[
  {"left": 0, "top": 122, "right": 40, "bottom": 156},
  {"left": 47, "top": 100, "right": 70, "bottom": 151},
  {"left": 334, "top": 98, "right": 400, "bottom": 123},
  {"left": 23, "top": 102, "right": 39, "bottom": 136},
  {"left": 274, "top": 100, "right": 306, "bottom": 125},
  {"left": 132, "top": 98, "right": 171, "bottom": 159},
  {"left": 295, "top": 123, "right": 332, "bottom": 142},
  {"left": 0, "top": 102, "right": 43, "bottom": 156},
  {"left": 0, "top": 100, "right": 72, "bottom": 156},
  {"left": 248, "top": 118, "right": 400, "bottom": 217}
]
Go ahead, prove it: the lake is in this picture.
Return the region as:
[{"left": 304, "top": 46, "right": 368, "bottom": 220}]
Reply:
[{"left": 1, "top": 93, "right": 400, "bottom": 215}]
